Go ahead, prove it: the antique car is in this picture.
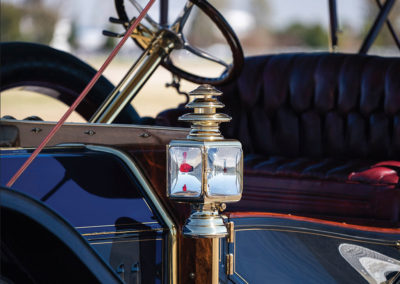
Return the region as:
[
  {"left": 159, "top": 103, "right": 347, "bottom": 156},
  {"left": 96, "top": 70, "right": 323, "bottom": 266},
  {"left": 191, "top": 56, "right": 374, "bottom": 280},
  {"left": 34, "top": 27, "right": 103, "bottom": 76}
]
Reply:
[{"left": 1, "top": 0, "right": 400, "bottom": 283}]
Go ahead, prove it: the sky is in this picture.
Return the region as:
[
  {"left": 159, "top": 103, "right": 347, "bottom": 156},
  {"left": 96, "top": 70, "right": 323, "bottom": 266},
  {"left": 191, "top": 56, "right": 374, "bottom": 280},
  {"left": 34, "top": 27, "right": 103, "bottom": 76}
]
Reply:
[
  {"left": 32, "top": 0, "right": 368, "bottom": 31},
  {"left": 4, "top": 0, "right": 372, "bottom": 50},
  {"left": 5, "top": 0, "right": 368, "bottom": 31},
  {"left": 135, "top": 0, "right": 368, "bottom": 31}
]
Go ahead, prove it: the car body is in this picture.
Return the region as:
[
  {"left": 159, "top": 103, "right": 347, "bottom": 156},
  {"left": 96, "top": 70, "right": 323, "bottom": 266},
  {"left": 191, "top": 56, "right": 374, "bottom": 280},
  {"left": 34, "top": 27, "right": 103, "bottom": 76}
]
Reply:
[{"left": 1, "top": 0, "right": 400, "bottom": 283}]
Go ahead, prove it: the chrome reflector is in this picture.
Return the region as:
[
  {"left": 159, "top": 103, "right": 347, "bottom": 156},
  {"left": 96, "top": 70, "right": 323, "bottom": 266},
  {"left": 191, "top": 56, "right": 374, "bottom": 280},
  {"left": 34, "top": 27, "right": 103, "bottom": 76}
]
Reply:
[{"left": 339, "top": 243, "right": 400, "bottom": 284}]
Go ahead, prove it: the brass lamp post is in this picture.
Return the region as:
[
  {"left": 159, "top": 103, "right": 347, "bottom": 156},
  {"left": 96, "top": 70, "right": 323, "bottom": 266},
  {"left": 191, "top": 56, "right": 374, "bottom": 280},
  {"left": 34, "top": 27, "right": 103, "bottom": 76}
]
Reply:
[{"left": 167, "top": 84, "right": 243, "bottom": 282}]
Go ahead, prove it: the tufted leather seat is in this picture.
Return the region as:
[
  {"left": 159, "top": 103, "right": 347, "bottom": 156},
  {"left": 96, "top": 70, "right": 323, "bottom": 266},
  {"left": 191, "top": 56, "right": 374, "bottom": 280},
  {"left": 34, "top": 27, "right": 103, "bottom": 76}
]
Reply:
[{"left": 156, "top": 53, "right": 400, "bottom": 227}]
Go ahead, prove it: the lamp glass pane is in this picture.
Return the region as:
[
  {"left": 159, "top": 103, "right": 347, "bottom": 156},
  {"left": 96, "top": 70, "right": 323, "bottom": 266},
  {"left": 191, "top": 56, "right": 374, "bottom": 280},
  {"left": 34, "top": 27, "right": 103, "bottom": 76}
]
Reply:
[
  {"left": 169, "top": 146, "right": 202, "bottom": 197},
  {"left": 206, "top": 146, "right": 242, "bottom": 196}
]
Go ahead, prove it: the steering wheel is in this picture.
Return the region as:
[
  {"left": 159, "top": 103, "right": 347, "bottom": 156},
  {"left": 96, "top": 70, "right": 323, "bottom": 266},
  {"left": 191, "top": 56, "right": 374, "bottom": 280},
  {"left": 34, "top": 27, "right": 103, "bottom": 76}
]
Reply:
[{"left": 114, "top": 0, "right": 244, "bottom": 86}]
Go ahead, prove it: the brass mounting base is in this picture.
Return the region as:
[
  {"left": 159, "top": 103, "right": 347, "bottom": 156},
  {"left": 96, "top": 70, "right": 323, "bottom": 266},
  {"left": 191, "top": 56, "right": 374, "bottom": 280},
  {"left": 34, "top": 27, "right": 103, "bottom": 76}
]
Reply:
[{"left": 183, "top": 204, "right": 227, "bottom": 238}]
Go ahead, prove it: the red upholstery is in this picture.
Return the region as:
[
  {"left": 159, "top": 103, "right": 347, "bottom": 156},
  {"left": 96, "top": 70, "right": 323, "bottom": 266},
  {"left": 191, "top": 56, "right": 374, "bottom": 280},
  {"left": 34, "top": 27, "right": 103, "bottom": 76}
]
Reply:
[
  {"left": 156, "top": 53, "right": 400, "bottom": 226},
  {"left": 349, "top": 161, "right": 400, "bottom": 184}
]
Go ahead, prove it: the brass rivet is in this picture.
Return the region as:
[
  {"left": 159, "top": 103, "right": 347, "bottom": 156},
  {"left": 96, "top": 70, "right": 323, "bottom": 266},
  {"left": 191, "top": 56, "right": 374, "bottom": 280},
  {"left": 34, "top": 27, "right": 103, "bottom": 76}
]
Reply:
[
  {"left": 140, "top": 132, "right": 151, "bottom": 138},
  {"left": 84, "top": 130, "right": 96, "bottom": 136},
  {"left": 31, "top": 128, "right": 42, "bottom": 134}
]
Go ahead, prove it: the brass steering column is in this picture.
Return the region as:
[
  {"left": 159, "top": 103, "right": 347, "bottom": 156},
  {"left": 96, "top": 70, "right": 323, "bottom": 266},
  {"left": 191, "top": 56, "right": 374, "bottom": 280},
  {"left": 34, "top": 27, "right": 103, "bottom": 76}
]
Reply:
[{"left": 90, "top": 29, "right": 182, "bottom": 123}]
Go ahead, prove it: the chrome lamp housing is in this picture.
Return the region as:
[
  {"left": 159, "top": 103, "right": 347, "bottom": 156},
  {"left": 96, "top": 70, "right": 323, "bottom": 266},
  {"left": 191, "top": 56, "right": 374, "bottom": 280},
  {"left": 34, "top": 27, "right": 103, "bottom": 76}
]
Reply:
[{"left": 167, "top": 85, "right": 243, "bottom": 238}]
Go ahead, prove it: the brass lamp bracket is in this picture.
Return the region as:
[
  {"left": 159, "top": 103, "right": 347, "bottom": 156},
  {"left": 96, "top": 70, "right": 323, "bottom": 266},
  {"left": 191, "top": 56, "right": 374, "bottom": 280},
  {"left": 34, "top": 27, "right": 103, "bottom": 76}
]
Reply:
[
  {"left": 168, "top": 84, "right": 243, "bottom": 283},
  {"left": 183, "top": 203, "right": 228, "bottom": 238},
  {"left": 174, "top": 85, "right": 236, "bottom": 238}
]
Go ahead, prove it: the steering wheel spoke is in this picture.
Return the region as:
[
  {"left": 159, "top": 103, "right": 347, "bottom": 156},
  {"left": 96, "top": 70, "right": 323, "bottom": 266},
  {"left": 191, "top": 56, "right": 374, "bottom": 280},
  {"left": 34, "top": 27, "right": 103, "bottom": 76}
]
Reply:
[
  {"left": 128, "top": 0, "right": 160, "bottom": 30},
  {"left": 183, "top": 43, "right": 229, "bottom": 68},
  {"left": 171, "top": 1, "right": 194, "bottom": 33}
]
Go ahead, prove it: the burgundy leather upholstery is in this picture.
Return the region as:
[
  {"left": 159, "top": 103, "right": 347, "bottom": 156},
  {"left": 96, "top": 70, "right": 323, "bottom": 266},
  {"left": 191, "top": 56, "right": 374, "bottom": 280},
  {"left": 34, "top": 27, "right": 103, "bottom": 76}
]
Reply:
[
  {"left": 218, "top": 53, "right": 400, "bottom": 159},
  {"left": 156, "top": 53, "right": 400, "bottom": 226}
]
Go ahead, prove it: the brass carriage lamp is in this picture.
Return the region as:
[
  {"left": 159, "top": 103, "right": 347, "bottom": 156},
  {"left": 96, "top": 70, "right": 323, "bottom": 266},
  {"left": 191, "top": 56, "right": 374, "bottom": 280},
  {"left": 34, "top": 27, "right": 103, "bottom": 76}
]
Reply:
[{"left": 167, "top": 85, "right": 243, "bottom": 238}]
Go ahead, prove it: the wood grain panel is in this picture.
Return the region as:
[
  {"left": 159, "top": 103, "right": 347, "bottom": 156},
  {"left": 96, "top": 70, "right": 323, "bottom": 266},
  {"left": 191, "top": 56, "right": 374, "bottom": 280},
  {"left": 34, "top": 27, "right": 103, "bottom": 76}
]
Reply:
[
  {"left": 0, "top": 120, "right": 188, "bottom": 147},
  {"left": 125, "top": 145, "right": 213, "bottom": 284},
  {"left": 1, "top": 120, "right": 213, "bottom": 283}
]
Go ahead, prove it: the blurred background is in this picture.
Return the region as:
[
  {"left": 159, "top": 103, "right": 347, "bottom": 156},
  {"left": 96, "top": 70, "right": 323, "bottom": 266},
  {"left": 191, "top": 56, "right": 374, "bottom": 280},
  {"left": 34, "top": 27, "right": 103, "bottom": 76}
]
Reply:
[{"left": 1, "top": 0, "right": 399, "bottom": 121}]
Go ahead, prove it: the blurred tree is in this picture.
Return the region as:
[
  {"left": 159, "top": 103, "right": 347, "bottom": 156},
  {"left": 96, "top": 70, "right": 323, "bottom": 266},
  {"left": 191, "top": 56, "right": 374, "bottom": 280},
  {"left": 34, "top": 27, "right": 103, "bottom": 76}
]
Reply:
[
  {"left": 275, "top": 22, "right": 328, "bottom": 48},
  {"left": 0, "top": 3, "right": 24, "bottom": 41},
  {"left": 0, "top": 1, "right": 58, "bottom": 44}
]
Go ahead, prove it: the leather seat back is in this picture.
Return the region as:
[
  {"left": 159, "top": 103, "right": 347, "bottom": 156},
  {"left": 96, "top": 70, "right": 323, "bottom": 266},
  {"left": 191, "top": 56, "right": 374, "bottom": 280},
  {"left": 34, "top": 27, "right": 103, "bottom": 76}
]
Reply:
[{"left": 219, "top": 53, "right": 400, "bottom": 159}]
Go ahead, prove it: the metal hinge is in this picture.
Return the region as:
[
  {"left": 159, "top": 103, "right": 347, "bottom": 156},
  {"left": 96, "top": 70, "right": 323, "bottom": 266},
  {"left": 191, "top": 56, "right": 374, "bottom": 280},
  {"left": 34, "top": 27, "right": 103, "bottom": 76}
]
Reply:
[
  {"left": 227, "top": 221, "right": 234, "bottom": 243},
  {"left": 226, "top": 253, "right": 234, "bottom": 275},
  {"left": 225, "top": 221, "right": 235, "bottom": 275}
]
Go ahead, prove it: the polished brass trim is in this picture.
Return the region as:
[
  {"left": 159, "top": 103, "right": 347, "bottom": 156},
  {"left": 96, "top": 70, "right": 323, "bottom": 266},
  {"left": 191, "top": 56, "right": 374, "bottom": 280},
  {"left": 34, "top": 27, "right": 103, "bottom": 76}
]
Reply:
[
  {"left": 0, "top": 119, "right": 189, "bottom": 131},
  {"left": 0, "top": 146, "right": 39, "bottom": 153},
  {"left": 82, "top": 228, "right": 164, "bottom": 236},
  {"left": 87, "top": 235, "right": 159, "bottom": 242},
  {"left": 227, "top": 222, "right": 235, "bottom": 243},
  {"left": 226, "top": 253, "right": 234, "bottom": 275},
  {"left": 212, "top": 238, "right": 219, "bottom": 284},
  {"left": 89, "top": 48, "right": 156, "bottom": 123},
  {"left": 0, "top": 120, "right": 189, "bottom": 150},
  {"left": 178, "top": 85, "right": 231, "bottom": 141},
  {"left": 142, "top": 195, "right": 155, "bottom": 213},
  {"left": 0, "top": 147, "right": 26, "bottom": 152},
  {"left": 86, "top": 145, "right": 177, "bottom": 284},
  {"left": 90, "top": 238, "right": 163, "bottom": 245},
  {"left": 235, "top": 227, "right": 397, "bottom": 246},
  {"left": 75, "top": 221, "right": 158, "bottom": 229},
  {"left": 90, "top": 30, "right": 179, "bottom": 124},
  {"left": 231, "top": 229, "right": 249, "bottom": 284},
  {"left": 219, "top": 237, "right": 222, "bottom": 262},
  {"left": 182, "top": 204, "right": 228, "bottom": 238},
  {"left": 234, "top": 271, "right": 249, "bottom": 284},
  {"left": 129, "top": 21, "right": 155, "bottom": 49}
]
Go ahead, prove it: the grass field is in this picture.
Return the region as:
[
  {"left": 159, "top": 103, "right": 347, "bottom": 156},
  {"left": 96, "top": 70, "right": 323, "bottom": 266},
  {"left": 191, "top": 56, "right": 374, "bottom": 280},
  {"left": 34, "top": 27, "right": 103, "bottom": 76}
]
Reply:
[{"left": 1, "top": 57, "right": 215, "bottom": 122}]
